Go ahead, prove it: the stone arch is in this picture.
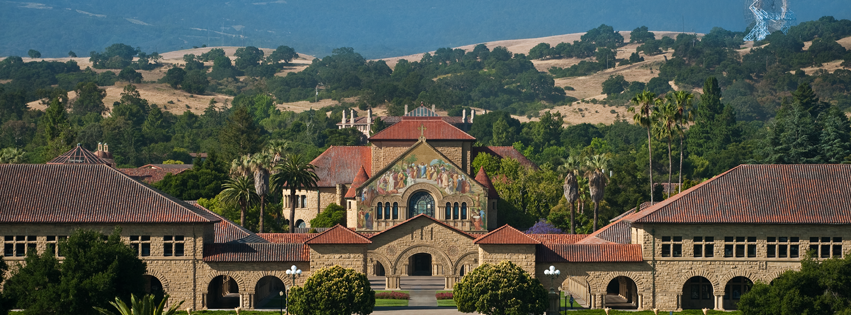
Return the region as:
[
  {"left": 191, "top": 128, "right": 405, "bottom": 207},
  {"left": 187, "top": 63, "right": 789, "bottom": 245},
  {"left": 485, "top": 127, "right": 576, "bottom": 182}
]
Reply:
[
  {"left": 144, "top": 270, "right": 171, "bottom": 293},
  {"left": 400, "top": 183, "right": 443, "bottom": 204},
  {"left": 246, "top": 271, "right": 289, "bottom": 293},
  {"left": 391, "top": 244, "right": 454, "bottom": 275},
  {"left": 253, "top": 275, "right": 286, "bottom": 309},
  {"left": 674, "top": 269, "right": 722, "bottom": 294},
  {"left": 590, "top": 272, "right": 649, "bottom": 295},
  {"left": 368, "top": 251, "right": 394, "bottom": 277},
  {"left": 718, "top": 271, "right": 759, "bottom": 290},
  {"left": 452, "top": 251, "right": 478, "bottom": 276},
  {"left": 202, "top": 272, "right": 246, "bottom": 294},
  {"left": 760, "top": 270, "right": 788, "bottom": 284}
]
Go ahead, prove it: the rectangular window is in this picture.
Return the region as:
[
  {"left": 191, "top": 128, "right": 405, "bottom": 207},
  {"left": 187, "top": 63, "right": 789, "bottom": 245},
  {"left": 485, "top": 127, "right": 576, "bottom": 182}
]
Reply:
[
  {"left": 4, "top": 235, "right": 38, "bottom": 257},
  {"left": 661, "top": 236, "right": 682, "bottom": 257},
  {"left": 725, "top": 236, "right": 756, "bottom": 258},
  {"left": 45, "top": 235, "right": 66, "bottom": 257},
  {"left": 129, "top": 235, "right": 152, "bottom": 257},
  {"left": 809, "top": 237, "right": 843, "bottom": 258},
  {"left": 163, "top": 235, "right": 185, "bottom": 257},
  {"left": 693, "top": 236, "right": 714, "bottom": 258}
]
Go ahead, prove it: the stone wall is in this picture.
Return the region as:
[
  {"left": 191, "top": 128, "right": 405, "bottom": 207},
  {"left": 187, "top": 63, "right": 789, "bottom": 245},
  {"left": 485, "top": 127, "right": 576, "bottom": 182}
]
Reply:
[
  {"left": 478, "top": 244, "right": 537, "bottom": 276},
  {"left": 371, "top": 141, "right": 414, "bottom": 176},
  {"left": 196, "top": 261, "right": 310, "bottom": 310},
  {"left": 309, "top": 244, "right": 367, "bottom": 273}
]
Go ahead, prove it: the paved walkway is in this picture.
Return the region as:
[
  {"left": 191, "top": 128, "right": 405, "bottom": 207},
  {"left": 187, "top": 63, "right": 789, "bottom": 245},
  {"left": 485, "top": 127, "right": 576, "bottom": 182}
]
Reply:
[{"left": 408, "top": 290, "right": 438, "bottom": 307}]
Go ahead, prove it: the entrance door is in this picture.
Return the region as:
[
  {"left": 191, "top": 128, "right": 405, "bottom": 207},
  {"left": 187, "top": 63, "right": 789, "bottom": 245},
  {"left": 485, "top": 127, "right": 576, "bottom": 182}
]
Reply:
[
  {"left": 408, "top": 191, "right": 435, "bottom": 218},
  {"left": 410, "top": 253, "right": 432, "bottom": 276}
]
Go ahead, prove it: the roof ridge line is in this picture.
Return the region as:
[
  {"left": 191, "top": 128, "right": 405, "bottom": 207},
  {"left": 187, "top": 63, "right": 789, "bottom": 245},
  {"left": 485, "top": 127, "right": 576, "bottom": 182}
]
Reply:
[{"left": 107, "top": 164, "right": 218, "bottom": 223}]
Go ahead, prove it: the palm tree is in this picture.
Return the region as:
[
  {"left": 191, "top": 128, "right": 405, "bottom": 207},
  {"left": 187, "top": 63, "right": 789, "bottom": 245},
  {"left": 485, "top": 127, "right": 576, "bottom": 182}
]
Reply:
[
  {"left": 559, "top": 156, "right": 581, "bottom": 234},
  {"left": 249, "top": 153, "right": 273, "bottom": 233},
  {"left": 628, "top": 90, "right": 658, "bottom": 203},
  {"left": 653, "top": 99, "right": 678, "bottom": 198},
  {"left": 271, "top": 153, "right": 319, "bottom": 233},
  {"left": 585, "top": 154, "right": 609, "bottom": 231},
  {"left": 219, "top": 176, "right": 258, "bottom": 227},
  {"left": 669, "top": 91, "right": 694, "bottom": 194},
  {"left": 95, "top": 294, "right": 184, "bottom": 315}
]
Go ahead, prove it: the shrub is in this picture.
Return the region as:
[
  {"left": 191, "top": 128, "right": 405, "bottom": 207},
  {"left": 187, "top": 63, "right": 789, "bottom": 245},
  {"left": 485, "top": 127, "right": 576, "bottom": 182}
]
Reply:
[
  {"left": 435, "top": 292, "right": 454, "bottom": 300},
  {"left": 375, "top": 292, "right": 410, "bottom": 300},
  {"left": 288, "top": 266, "right": 375, "bottom": 315},
  {"left": 454, "top": 261, "right": 548, "bottom": 315}
]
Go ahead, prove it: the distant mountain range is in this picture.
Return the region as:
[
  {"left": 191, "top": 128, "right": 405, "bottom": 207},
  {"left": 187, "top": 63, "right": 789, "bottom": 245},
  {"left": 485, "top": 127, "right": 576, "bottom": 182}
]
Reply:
[{"left": 1, "top": 0, "right": 849, "bottom": 59}]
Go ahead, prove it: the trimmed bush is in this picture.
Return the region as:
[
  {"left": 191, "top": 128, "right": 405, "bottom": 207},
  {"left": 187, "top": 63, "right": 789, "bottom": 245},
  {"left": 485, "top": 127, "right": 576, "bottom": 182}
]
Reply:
[{"left": 375, "top": 292, "right": 409, "bottom": 300}]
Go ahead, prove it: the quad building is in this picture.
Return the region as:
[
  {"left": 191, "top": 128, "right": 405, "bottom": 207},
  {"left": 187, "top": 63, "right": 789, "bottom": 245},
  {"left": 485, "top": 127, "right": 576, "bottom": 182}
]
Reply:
[{"left": 1, "top": 107, "right": 849, "bottom": 311}]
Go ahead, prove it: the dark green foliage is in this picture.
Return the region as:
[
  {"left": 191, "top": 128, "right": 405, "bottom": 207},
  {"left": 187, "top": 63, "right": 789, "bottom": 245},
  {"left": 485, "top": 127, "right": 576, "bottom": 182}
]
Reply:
[
  {"left": 324, "top": 128, "right": 365, "bottom": 146},
  {"left": 27, "top": 49, "right": 41, "bottom": 59},
  {"left": 218, "top": 106, "right": 262, "bottom": 162},
  {"left": 118, "top": 67, "right": 142, "bottom": 83},
  {"left": 90, "top": 44, "right": 138, "bottom": 69},
  {"left": 209, "top": 56, "right": 241, "bottom": 80},
  {"left": 4, "top": 228, "right": 146, "bottom": 315},
  {"left": 496, "top": 199, "right": 536, "bottom": 231},
  {"left": 469, "top": 111, "right": 521, "bottom": 145},
  {"left": 309, "top": 203, "right": 346, "bottom": 227},
  {"left": 72, "top": 82, "right": 107, "bottom": 115},
  {"left": 288, "top": 265, "right": 374, "bottom": 315},
  {"left": 234, "top": 46, "right": 264, "bottom": 70},
  {"left": 645, "top": 77, "right": 673, "bottom": 95},
  {"left": 0, "top": 256, "right": 10, "bottom": 315},
  {"left": 153, "top": 153, "right": 229, "bottom": 200},
  {"left": 267, "top": 45, "right": 298, "bottom": 64},
  {"left": 601, "top": 75, "right": 628, "bottom": 95},
  {"left": 454, "top": 261, "right": 548, "bottom": 315},
  {"left": 181, "top": 70, "right": 208, "bottom": 94},
  {"left": 68, "top": 51, "right": 77, "bottom": 57},
  {"left": 163, "top": 67, "right": 186, "bottom": 89},
  {"left": 198, "top": 48, "right": 226, "bottom": 62},
  {"left": 738, "top": 254, "right": 851, "bottom": 315},
  {"left": 629, "top": 26, "right": 655, "bottom": 43}
]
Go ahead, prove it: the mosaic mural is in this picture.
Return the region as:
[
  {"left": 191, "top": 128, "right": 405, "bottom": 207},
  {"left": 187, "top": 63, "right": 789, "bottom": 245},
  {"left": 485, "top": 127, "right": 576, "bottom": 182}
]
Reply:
[{"left": 356, "top": 144, "right": 487, "bottom": 231}]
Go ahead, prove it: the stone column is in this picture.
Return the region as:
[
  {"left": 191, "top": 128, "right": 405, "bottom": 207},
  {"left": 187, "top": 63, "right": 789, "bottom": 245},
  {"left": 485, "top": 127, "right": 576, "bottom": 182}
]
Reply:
[
  {"left": 385, "top": 276, "right": 400, "bottom": 290},
  {"left": 677, "top": 294, "right": 682, "bottom": 310},
  {"left": 599, "top": 294, "right": 606, "bottom": 309},
  {"left": 444, "top": 276, "right": 455, "bottom": 290},
  {"left": 714, "top": 295, "right": 725, "bottom": 311},
  {"left": 637, "top": 294, "right": 643, "bottom": 310}
]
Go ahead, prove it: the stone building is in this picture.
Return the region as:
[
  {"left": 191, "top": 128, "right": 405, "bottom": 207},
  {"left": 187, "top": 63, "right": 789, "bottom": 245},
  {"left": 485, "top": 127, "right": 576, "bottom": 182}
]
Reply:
[{"left": 2, "top": 133, "right": 849, "bottom": 311}]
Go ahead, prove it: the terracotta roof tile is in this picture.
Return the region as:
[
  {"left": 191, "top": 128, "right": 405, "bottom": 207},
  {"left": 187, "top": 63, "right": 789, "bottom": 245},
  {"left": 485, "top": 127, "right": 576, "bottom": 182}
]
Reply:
[
  {"left": 528, "top": 234, "right": 588, "bottom": 244},
  {"left": 367, "top": 214, "right": 475, "bottom": 240},
  {"left": 203, "top": 243, "right": 308, "bottom": 262},
  {"left": 305, "top": 225, "right": 372, "bottom": 244},
  {"left": 369, "top": 119, "right": 475, "bottom": 141},
  {"left": 345, "top": 166, "right": 370, "bottom": 199},
  {"left": 47, "top": 145, "right": 110, "bottom": 165},
  {"left": 257, "top": 233, "right": 314, "bottom": 244},
  {"left": 310, "top": 146, "right": 372, "bottom": 187},
  {"left": 474, "top": 167, "right": 498, "bottom": 199},
  {"left": 537, "top": 244, "right": 643, "bottom": 262},
  {"left": 119, "top": 164, "right": 194, "bottom": 184},
  {"left": 631, "top": 164, "right": 851, "bottom": 224},
  {"left": 472, "top": 146, "right": 538, "bottom": 169},
  {"left": 474, "top": 225, "right": 541, "bottom": 245},
  {"left": 0, "top": 164, "right": 220, "bottom": 224},
  {"left": 186, "top": 202, "right": 267, "bottom": 244}
]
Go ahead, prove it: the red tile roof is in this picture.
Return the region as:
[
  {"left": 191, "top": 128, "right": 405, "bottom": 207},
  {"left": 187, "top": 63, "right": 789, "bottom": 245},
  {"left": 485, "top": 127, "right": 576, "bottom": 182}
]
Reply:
[
  {"left": 47, "top": 144, "right": 110, "bottom": 165},
  {"left": 369, "top": 118, "right": 475, "bottom": 141},
  {"left": 474, "top": 167, "right": 498, "bottom": 199},
  {"left": 630, "top": 164, "right": 851, "bottom": 224},
  {"left": 474, "top": 225, "right": 541, "bottom": 245},
  {"left": 0, "top": 164, "right": 220, "bottom": 224},
  {"left": 345, "top": 166, "right": 370, "bottom": 199},
  {"left": 186, "top": 201, "right": 267, "bottom": 243},
  {"left": 472, "top": 146, "right": 538, "bottom": 169},
  {"left": 366, "top": 214, "right": 475, "bottom": 240},
  {"left": 305, "top": 225, "right": 372, "bottom": 244},
  {"left": 119, "top": 164, "right": 194, "bottom": 184},
  {"left": 257, "top": 233, "right": 314, "bottom": 244},
  {"left": 537, "top": 244, "right": 643, "bottom": 262},
  {"left": 203, "top": 243, "right": 308, "bottom": 262},
  {"left": 310, "top": 146, "right": 371, "bottom": 187},
  {"left": 529, "top": 234, "right": 589, "bottom": 244}
]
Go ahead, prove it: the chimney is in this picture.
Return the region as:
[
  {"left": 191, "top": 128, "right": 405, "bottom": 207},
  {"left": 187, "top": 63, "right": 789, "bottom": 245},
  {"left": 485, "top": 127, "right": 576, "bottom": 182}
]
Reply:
[
  {"left": 342, "top": 110, "right": 347, "bottom": 127},
  {"left": 104, "top": 143, "right": 109, "bottom": 152},
  {"left": 471, "top": 109, "right": 476, "bottom": 123},
  {"left": 367, "top": 108, "right": 373, "bottom": 134},
  {"left": 405, "top": 104, "right": 409, "bottom": 114},
  {"left": 431, "top": 104, "right": 435, "bottom": 113},
  {"left": 97, "top": 142, "right": 103, "bottom": 152},
  {"left": 350, "top": 109, "right": 355, "bottom": 125},
  {"left": 462, "top": 109, "right": 467, "bottom": 123}
]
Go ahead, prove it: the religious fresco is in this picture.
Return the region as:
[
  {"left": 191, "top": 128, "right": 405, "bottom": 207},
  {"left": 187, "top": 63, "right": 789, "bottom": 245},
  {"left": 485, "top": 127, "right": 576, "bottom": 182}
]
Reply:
[{"left": 356, "top": 144, "right": 487, "bottom": 231}]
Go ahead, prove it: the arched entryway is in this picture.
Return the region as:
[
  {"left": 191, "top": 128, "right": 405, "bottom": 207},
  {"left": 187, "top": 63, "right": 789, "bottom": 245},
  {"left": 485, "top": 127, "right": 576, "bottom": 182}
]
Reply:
[
  {"left": 682, "top": 276, "right": 713, "bottom": 309},
  {"left": 604, "top": 276, "right": 638, "bottom": 309},
  {"left": 254, "top": 276, "right": 286, "bottom": 309},
  {"left": 207, "top": 275, "right": 240, "bottom": 309},
  {"left": 295, "top": 220, "right": 306, "bottom": 229},
  {"left": 723, "top": 277, "right": 752, "bottom": 310},
  {"left": 409, "top": 253, "right": 432, "bottom": 276},
  {"left": 374, "top": 261, "right": 386, "bottom": 276},
  {"left": 408, "top": 191, "right": 434, "bottom": 218},
  {"left": 143, "top": 275, "right": 166, "bottom": 304}
]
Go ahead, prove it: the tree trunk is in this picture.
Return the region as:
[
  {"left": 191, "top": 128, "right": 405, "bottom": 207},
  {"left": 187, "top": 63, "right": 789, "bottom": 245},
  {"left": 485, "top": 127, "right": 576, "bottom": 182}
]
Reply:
[
  {"left": 647, "top": 127, "right": 655, "bottom": 203},
  {"left": 289, "top": 189, "right": 297, "bottom": 233},
  {"left": 259, "top": 194, "right": 266, "bottom": 233},
  {"left": 667, "top": 138, "right": 672, "bottom": 198},
  {"left": 679, "top": 135, "right": 684, "bottom": 194},
  {"left": 239, "top": 200, "right": 246, "bottom": 227},
  {"left": 570, "top": 201, "right": 575, "bottom": 234},
  {"left": 593, "top": 201, "right": 599, "bottom": 231}
]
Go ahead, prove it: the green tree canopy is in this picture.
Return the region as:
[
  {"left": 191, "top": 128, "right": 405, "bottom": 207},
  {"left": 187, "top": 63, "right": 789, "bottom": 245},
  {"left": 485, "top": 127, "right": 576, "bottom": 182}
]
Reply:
[
  {"left": 288, "top": 266, "right": 375, "bottom": 315},
  {"left": 454, "top": 260, "right": 548, "bottom": 315},
  {"left": 309, "top": 203, "right": 346, "bottom": 227}
]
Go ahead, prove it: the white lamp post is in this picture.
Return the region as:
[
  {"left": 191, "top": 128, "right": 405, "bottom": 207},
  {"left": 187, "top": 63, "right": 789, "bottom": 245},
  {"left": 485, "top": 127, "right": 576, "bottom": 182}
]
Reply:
[
  {"left": 543, "top": 265, "right": 561, "bottom": 291},
  {"left": 285, "top": 265, "right": 302, "bottom": 314}
]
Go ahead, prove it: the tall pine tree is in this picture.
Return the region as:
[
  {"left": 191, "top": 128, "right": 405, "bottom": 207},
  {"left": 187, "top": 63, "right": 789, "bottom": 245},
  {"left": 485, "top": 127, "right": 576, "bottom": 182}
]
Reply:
[
  {"left": 818, "top": 108, "right": 851, "bottom": 163},
  {"left": 218, "top": 106, "right": 262, "bottom": 162}
]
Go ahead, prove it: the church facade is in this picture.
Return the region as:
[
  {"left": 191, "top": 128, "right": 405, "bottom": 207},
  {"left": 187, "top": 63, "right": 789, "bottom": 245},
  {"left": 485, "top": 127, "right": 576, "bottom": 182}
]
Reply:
[{"left": 1, "top": 108, "right": 849, "bottom": 312}]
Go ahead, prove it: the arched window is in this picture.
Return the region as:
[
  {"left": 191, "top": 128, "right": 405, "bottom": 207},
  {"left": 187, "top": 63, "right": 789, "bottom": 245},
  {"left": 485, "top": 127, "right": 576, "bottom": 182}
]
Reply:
[
  {"left": 453, "top": 202, "right": 459, "bottom": 220},
  {"left": 445, "top": 203, "right": 451, "bottom": 220},
  {"left": 392, "top": 202, "right": 399, "bottom": 220},
  {"left": 461, "top": 202, "right": 467, "bottom": 220},
  {"left": 377, "top": 203, "right": 383, "bottom": 220},
  {"left": 385, "top": 202, "right": 391, "bottom": 220}
]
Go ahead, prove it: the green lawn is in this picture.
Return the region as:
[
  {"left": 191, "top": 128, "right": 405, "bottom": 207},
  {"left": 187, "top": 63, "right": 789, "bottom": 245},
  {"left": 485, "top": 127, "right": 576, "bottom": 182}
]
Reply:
[
  {"left": 560, "top": 310, "right": 742, "bottom": 315},
  {"left": 437, "top": 299, "right": 456, "bottom": 307},
  {"left": 374, "top": 290, "right": 410, "bottom": 307}
]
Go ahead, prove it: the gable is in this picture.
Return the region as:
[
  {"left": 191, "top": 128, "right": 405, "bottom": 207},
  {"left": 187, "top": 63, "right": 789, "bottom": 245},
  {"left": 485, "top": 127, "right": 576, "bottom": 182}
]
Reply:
[{"left": 368, "top": 214, "right": 475, "bottom": 245}]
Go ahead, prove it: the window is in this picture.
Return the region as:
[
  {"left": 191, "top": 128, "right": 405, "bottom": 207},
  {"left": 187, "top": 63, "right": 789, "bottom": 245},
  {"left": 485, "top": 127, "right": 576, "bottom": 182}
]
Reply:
[
  {"left": 392, "top": 202, "right": 398, "bottom": 220},
  {"left": 445, "top": 202, "right": 451, "bottom": 220},
  {"left": 767, "top": 237, "right": 799, "bottom": 258},
  {"left": 45, "top": 236, "right": 67, "bottom": 257},
  {"left": 3, "top": 235, "right": 36, "bottom": 257},
  {"left": 300, "top": 195, "right": 307, "bottom": 208},
  {"left": 453, "top": 203, "right": 459, "bottom": 220},
  {"left": 809, "top": 237, "right": 843, "bottom": 258},
  {"left": 163, "top": 235, "right": 185, "bottom": 257},
  {"left": 724, "top": 236, "right": 757, "bottom": 258},
  {"left": 384, "top": 202, "right": 390, "bottom": 220},
  {"left": 377, "top": 203, "right": 383, "bottom": 220},
  {"left": 461, "top": 203, "right": 467, "bottom": 220},
  {"left": 130, "top": 235, "right": 151, "bottom": 257},
  {"left": 693, "top": 236, "right": 714, "bottom": 258},
  {"left": 661, "top": 236, "right": 682, "bottom": 257}
]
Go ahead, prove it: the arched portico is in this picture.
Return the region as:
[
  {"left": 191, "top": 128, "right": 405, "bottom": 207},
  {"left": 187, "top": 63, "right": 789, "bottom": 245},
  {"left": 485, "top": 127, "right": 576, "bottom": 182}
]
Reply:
[
  {"left": 382, "top": 245, "right": 457, "bottom": 290},
  {"left": 206, "top": 275, "right": 241, "bottom": 309}
]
